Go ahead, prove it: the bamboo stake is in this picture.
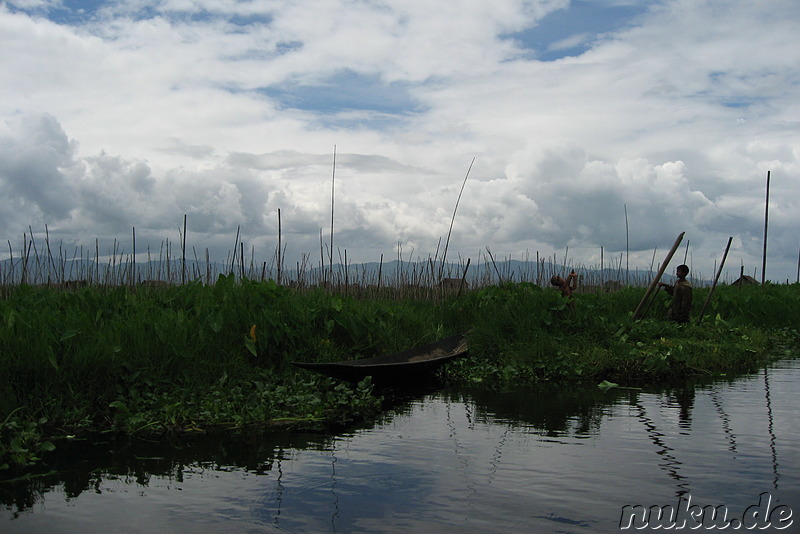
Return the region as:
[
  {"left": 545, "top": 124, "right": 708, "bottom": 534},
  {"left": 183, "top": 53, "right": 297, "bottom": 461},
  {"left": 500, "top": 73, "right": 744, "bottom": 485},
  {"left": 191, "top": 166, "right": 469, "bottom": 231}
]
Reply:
[
  {"left": 457, "top": 257, "right": 471, "bottom": 298},
  {"left": 44, "top": 225, "right": 56, "bottom": 285},
  {"left": 240, "top": 242, "right": 245, "bottom": 280},
  {"left": 329, "top": 145, "right": 336, "bottom": 285},
  {"left": 600, "top": 246, "right": 604, "bottom": 287},
  {"left": 649, "top": 247, "right": 658, "bottom": 273},
  {"left": 486, "top": 247, "right": 502, "bottom": 283},
  {"left": 231, "top": 226, "right": 240, "bottom": 275},
  {"left": 277, "top": 209, "right": 282, "bottom": 285},
  {"left": 761, "top": 170, "right": 770, "bottom": 286},
  {"left": 624, "top": 204, "right": 630, "bottom": 286},
  {"left": 696, "top": 236, "right": 733, "bottom": 324},
  {"left": 378, "top": 253, "right": 383, "bottom": 292},
  {"left": 633, "top": 231, "right": 685, "bottom": 320},
  {"left": 132, "top": 227, "right": 136, "bottom": 286},
  {"left": 181, "top": 214, "right": 187, "bottom": 285}
]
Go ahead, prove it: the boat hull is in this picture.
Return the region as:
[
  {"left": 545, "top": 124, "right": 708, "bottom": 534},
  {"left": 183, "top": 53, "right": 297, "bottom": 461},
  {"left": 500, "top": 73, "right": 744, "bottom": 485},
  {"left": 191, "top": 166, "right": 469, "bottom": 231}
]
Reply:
[{"left": 292, "top": 334, "right": 469, "bottom": 384}]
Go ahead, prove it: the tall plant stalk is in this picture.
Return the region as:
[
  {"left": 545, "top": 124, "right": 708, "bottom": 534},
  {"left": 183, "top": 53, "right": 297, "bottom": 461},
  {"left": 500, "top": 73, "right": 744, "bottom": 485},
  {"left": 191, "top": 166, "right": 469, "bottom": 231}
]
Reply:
[{"left": 439, "top": 157, "right": 475, "bottom": 281}]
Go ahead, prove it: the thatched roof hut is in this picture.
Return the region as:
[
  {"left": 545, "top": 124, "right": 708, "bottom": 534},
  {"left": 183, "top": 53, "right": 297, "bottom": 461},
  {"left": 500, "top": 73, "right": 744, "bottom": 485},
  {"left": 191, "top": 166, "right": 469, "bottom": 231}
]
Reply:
[{"left": 731, "top": 275, "right": 759, "bottom": 286}]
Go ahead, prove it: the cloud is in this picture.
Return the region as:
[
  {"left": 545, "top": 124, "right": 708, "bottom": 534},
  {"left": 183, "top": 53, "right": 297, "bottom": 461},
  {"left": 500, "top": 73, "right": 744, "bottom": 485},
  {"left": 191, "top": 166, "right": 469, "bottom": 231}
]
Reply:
[
  {"left": 1, "top": 0, "right": 799, "bottom": 282},
  {"left": 0, "top": 114, "right": 78, "bottom": 225}
]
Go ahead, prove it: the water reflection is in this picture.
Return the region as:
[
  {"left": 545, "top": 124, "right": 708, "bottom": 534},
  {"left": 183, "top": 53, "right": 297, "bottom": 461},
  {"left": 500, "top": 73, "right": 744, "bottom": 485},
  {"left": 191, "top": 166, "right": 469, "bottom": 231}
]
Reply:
[
  {"left": 633, "top": 398, "right": 690, "bottom": 497},
  {"left": 3, "top": 360, "right": 799, "bottom": 533},
  {"left": 709, "top": 389, "right": 737, "bottom": 453},
  {"left": 1, "top": 429, "right": 333, "bottom": 518},
  {"left": 764, "top": 367, "right": 779, "bottom": 491}
]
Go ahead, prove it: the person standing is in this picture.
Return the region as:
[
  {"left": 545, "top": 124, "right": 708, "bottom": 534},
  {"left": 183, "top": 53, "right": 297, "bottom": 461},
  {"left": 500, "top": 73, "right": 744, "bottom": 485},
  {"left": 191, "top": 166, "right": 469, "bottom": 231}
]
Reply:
[{"left": 658, "top": 264, "right": 693, "bottom": 323}]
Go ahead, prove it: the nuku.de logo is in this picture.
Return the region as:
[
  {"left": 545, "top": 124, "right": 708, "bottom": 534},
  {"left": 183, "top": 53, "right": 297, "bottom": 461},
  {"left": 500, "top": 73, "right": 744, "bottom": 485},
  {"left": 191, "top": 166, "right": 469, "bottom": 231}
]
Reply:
[{"left": 619, "top": 492, "right": 793, "bottom": 530}]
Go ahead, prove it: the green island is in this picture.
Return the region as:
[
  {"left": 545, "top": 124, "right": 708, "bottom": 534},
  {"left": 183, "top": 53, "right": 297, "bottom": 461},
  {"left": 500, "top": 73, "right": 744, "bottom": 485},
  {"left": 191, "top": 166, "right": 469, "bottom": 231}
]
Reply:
[{"left": 1, "top": 276, "right": 798, "bottom": 472}]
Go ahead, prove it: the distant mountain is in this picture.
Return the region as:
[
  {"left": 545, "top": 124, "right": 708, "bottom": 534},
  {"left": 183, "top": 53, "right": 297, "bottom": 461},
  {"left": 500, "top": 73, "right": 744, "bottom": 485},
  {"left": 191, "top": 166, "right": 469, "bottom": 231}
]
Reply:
[{"left": 0, "top": 256, "right": 676, "bottom": 288}]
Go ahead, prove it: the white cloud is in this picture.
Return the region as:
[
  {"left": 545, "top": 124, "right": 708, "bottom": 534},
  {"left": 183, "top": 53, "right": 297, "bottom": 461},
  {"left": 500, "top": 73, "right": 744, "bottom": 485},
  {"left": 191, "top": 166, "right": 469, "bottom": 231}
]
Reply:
[{"left": 1, "top": 0, "right": 799, "bottom": 282}]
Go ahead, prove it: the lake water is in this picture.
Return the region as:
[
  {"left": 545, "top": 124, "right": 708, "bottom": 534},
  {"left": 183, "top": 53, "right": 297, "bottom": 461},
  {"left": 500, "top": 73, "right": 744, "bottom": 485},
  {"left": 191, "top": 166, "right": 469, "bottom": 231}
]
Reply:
[{"left": 3, "top": 359, "right": 798, "bottom": 533}]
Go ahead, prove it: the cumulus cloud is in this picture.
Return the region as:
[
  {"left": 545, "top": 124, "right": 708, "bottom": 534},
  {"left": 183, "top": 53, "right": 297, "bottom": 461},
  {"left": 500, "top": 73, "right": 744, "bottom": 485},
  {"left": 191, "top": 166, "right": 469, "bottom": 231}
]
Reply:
[
  {"left": 1, "top": 0, "right": 799, "bottom": 281},
  {"left": 0, "top": 114, "right": 78, "bottom": 225}
]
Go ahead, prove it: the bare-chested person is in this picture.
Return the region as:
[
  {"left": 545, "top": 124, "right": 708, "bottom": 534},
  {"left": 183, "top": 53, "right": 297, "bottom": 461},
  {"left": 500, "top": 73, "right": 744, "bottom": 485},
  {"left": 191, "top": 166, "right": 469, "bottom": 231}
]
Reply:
[{"left": 550, "top": 270, "right": 578, "bottom": 298}]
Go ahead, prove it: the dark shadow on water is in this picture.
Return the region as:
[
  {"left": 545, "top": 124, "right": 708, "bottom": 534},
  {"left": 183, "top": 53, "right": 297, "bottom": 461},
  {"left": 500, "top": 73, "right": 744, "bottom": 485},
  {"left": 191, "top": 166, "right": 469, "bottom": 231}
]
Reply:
[
  {"left": 0, "top": 428, "right": 334, "bottom": 516},
  {"left": 3, "top": 363, "right": 794, "bottom": 525}
]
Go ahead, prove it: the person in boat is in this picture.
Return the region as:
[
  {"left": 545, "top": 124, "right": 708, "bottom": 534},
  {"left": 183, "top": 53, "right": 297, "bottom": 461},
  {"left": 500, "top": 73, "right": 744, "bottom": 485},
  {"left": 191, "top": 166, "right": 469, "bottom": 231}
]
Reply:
[
  {"left": 658, "top": 264, "right": 692, "bottom": 324},
  {"left": 550, "top": 270, "right": 578, "bottom": 298}
]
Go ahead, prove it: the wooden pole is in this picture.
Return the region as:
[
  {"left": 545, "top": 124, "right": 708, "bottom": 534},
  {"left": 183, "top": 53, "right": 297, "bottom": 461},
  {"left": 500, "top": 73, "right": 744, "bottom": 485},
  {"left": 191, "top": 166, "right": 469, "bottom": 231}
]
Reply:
[
  {"left": 132, "top": 226, "right": 136, "bottom": 287},
  {"left": 633, "top": 232, "right": 685, "bottom": 320},
  {"left": 624, "top": 204, "right": 630, "bottom": 286},
  {"left": 329, "top": 145, "right": 336, "bottom": 285},
  {"left": 696, "top": 236, "right": 733, "bottom": 324},
  {"left": 457, "top": 258, "right": 471, "bottom": 298},
  {"left": 761, "top": 170, "right": 770, "bottom": 286},
  {"left": 181, "top": 214, "right": 187, "bottom": 285},
  {"left": 277, "top": 209, "right": 282, "bottom": 286},
  {"left": 600, "top": 246, "right": 604, "bottom": 287}
]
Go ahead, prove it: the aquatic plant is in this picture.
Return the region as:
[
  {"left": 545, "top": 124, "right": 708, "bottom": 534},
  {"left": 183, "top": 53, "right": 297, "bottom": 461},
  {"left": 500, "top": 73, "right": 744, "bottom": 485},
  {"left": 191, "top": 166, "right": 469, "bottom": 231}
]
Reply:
[{"left": 0, "top": 277, "right": 797, "bottom": 472}]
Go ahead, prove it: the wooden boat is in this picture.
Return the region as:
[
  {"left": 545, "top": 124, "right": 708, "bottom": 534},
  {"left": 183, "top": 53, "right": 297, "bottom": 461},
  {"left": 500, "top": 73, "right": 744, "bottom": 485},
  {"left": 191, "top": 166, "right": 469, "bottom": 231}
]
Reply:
[{"left": 292, "top": 333, "right": 469, "bottom": 384}]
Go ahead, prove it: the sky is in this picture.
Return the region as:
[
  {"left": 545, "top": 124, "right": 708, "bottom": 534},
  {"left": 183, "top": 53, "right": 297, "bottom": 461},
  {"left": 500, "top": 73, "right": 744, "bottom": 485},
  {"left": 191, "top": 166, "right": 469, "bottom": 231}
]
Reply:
[{"left": 1, "top": 0, "right": 799, "bottom": 283}]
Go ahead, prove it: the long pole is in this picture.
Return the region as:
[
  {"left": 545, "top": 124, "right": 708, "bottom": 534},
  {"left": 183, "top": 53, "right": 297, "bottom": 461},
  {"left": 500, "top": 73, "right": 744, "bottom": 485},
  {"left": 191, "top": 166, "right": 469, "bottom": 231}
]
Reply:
[
  {"left": 132, "top": 226, "right": 136, "bottom": 286},
  {"left": 181, "top": 214, "right": 187, "bottom": 285},
  {"left": 624, "top": 204, "right": 630, "bottom": 286},
  {"left": 329, "top": 145, "right": 336, "bottom": 285},
  {"left": 633, "top": 232, "right": 685, "bottom": 320},
  {"left": 600, "top": 246, "right": 604, "bottom": 286},
  {"left": 761, "top": 170, "right": 770, "bottom": 285},
  {"left": 696, "top": 236, "right": 733, "bottom": 324},
  {"left": 277, "top": 209, "right": 282, "bottom": 285}
]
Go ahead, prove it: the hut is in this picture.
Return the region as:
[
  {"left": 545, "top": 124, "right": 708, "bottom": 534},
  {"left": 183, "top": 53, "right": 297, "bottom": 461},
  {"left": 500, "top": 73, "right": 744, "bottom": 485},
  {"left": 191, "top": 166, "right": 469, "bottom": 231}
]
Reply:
[{"left": 731, "top": 275, "right": 759, "bottom": 286}]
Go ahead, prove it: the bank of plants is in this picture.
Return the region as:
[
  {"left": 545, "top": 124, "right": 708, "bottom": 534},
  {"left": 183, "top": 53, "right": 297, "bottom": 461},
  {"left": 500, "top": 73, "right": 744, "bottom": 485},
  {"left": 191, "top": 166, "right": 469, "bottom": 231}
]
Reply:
[
  {"left": 1, "top": 277, "right": 798, "bottom": 472},
  {"left": 446, "top": 282, "right": 798, "bottom": 386}
]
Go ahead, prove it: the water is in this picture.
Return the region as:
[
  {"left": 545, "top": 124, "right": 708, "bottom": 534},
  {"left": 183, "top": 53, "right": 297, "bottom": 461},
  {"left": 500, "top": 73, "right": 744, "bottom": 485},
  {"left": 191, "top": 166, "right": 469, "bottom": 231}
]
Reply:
[{"left": 3, "top": 359, "right": 799, "bottom": 533}]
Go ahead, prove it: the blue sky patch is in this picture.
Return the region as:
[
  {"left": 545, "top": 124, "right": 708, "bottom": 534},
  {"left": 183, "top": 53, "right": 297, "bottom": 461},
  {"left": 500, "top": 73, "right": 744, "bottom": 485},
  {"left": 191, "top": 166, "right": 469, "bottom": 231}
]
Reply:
[
  {"left": 507, "top": 1, "right": 650, "bottom": 61},
  {"left": 259, "top": 70, "right": 423, "bottom": 117},
  {"left": 40, "top": 0, "right": 107, "bottom": 24},
  {"left": 27, "top": 0, "right": 272, "bottom": 26}
]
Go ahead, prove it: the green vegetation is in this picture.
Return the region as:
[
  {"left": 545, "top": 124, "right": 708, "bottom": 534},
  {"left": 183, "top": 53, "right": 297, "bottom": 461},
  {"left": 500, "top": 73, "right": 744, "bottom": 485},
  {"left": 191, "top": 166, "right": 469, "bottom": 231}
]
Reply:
[
  {"left": 1, "top": 277, "right": 798, "bottom": 472},
  {"left": 450, "top": 283, "right": 798, "bottom": 385}
]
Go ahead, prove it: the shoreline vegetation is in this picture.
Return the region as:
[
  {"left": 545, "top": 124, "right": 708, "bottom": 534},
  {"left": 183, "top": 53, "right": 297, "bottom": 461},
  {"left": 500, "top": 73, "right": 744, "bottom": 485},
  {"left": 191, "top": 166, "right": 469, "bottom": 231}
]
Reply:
[{"left": 1, "top": 276, "right": 799, "bottom": 474}]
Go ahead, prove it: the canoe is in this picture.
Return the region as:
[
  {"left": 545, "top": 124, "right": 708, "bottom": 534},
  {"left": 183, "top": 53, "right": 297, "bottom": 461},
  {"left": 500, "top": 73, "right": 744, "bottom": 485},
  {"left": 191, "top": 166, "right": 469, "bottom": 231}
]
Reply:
[{"left": 292, "top": 333, "right": 469, "bottom": 384}]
